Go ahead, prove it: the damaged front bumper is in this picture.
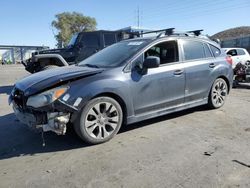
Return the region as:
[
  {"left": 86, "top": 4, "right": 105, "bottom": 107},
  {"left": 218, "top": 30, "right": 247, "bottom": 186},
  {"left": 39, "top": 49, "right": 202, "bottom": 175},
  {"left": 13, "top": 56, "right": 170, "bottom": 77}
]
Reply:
[
  {"left": 12, "top": 102, "right": 71, "bottom": 135},
  {"left": 9, "top": 83, "right": 84, "bottom": 135}
]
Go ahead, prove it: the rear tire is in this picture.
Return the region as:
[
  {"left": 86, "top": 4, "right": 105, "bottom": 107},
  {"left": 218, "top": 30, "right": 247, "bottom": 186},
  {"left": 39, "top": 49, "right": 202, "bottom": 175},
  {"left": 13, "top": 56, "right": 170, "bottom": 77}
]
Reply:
[
  {"left": 233, "top": 80, "right": 239, "bottom": 88},
  {"left": 246, "top": 61, "right": 250, "bottom": 67},
  {"left": 208, "top": 78, "right": 228, "bottom": 109},
  {"left": 74, "top": 97, "right": 123, "bottom": 144}
]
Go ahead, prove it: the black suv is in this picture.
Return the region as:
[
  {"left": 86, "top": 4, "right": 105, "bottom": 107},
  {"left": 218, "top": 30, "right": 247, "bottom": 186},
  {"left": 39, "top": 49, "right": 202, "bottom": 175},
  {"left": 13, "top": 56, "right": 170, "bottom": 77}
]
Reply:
[{"left": 24, "top": 30, "right": 139, "bottom": 73}]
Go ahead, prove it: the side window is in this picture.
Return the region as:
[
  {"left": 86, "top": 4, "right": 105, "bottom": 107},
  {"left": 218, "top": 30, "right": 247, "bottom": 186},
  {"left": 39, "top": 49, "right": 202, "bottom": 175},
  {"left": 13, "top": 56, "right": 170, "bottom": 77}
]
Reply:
[
  {"left": 104, "top": 34, "right": 116, "bottom": 47},
  {"left": 80, "top": 34, "right": 99, "bottom": 47},
  {"left": 210, "top": 45, "right": 221, "bottom": 57},
  {"left": 144, "top": 41, "right": 179, "bottom": 64},
  {"left": 203, "top": 43, "right": 213, "bottom": 58},
  {"left": 183, "top": 40, "right": 204, "bottom": 60},
  {"left": 237, "top": 49, "right": 246, "bottom": 55},
  {"left": 226, "top": 49, "right": 237, "bottom": 56}
]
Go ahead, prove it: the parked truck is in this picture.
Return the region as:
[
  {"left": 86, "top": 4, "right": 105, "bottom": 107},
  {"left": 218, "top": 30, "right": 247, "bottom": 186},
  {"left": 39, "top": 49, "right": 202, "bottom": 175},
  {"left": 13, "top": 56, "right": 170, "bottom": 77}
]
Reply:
[{"left": 23, "top": 30, "right": 139, "bottom": 73}]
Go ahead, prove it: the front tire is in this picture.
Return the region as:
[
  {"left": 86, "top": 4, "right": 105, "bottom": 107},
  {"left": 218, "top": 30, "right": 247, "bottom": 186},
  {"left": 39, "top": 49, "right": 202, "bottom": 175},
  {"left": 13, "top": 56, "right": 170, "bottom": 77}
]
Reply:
[
  {"left": 74, "top": 97, "right": 123, "bottom": 144},
  {"left": 208, "top": 78, "right": 228, "bottom": 109},
  {"left": 41, "top": 65, "right": 59, "bottom": 71}
]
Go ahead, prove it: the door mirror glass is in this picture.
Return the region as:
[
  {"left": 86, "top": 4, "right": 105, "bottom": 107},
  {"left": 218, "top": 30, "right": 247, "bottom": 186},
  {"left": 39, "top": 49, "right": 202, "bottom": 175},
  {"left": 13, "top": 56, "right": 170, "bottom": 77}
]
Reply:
[{"left": 143, "top": 56, "right": 160, "bottom": 69}]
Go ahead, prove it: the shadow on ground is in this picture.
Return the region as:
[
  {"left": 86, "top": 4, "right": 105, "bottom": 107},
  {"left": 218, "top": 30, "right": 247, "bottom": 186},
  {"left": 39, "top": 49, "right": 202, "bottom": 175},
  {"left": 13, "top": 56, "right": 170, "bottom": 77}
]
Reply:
[
  {"left": 0, "top": 105, "right": 209, "bottom": 160},
  {"left": 120, "top": 105, "right": 208, "bottom": 133},
  {"left": 0, "top": 85, "right": 13, "bottom": 95},
  {"left": 234, "top": 83, "right": 250, "bottom": 89},
  {"left": 0, "top": 113, "right": 87, "bottom": 160}
]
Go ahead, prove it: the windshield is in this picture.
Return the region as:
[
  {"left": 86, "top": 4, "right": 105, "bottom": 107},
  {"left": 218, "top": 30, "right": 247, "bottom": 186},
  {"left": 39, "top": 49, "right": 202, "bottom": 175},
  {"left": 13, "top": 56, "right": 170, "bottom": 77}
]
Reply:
[
  {"left": 78, "top": 39, "right": 150, "bottom": 68},
  {"left": 68, "top": 34, "right": 78, "bottom": 47}
]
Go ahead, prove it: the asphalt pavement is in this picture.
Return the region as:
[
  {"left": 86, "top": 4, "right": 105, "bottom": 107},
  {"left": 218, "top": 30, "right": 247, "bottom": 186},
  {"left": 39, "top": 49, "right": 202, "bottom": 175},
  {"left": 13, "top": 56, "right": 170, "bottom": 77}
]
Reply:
[{"left": 0, "top": 65, "right": 250, "bottom": 188}]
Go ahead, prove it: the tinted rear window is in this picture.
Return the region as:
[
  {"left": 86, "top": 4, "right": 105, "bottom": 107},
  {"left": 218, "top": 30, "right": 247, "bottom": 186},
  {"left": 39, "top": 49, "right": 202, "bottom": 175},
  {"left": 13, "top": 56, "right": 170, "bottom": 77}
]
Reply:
[
  {"left": 80, "top": 34, "right": 99, "bottom": 47},
  {"left": 104, "top": 33, "right": 116, "bottom": 47}
]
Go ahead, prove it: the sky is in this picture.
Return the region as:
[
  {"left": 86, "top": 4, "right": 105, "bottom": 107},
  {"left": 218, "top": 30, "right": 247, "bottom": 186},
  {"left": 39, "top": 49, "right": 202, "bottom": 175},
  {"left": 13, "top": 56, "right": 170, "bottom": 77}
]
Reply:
[{"left": 0, "top": 0, "right": 249, "bottom": 48}]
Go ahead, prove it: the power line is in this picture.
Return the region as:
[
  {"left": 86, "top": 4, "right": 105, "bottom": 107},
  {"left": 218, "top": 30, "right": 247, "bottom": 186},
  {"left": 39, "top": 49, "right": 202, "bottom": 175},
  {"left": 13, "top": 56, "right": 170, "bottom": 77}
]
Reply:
[
  {"left": 120, "top": 0, "right": 249, "bottom": 29},
  {"left": 141, "top": 0, "right": 193, "bottom": 14},
  {"left": 137, "top": 6, "right": 140, "bottom": 28},
  {"left": 143, "top": 0, "right": 239, "bottom": 19}
]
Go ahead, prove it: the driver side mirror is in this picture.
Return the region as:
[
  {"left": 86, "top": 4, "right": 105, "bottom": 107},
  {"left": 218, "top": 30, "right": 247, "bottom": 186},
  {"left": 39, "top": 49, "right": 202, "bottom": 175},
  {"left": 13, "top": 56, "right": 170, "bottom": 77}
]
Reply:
[
  {"left": 77, "top": 43, "right": 83, "bottom": 48},
  {"left": 143, "top": 56, "right": 160, "bottom": 69}
]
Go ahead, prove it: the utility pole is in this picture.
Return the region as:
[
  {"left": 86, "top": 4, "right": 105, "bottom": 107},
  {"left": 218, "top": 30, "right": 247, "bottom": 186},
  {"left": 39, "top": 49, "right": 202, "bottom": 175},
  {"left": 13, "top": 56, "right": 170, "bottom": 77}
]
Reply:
[{"left": 137, "top": 6, "right": 140, "bottom": 28}]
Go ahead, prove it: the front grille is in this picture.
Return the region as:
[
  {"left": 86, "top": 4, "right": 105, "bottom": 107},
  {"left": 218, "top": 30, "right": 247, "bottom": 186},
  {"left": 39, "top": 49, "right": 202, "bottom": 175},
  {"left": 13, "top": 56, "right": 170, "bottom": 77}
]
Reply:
[{"left": 13, "top": 88, "right": 26, "bottom": 109}]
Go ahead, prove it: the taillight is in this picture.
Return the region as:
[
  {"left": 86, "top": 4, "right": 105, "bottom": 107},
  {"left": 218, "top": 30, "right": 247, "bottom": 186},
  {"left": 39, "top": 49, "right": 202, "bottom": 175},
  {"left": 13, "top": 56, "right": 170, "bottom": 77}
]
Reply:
[{"left": 226, "top": 56, "right": 233, "bottom": 65}]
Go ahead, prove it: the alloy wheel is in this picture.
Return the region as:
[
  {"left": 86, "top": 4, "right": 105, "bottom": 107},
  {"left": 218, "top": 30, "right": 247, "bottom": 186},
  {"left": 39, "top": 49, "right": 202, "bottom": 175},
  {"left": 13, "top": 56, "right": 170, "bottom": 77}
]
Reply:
[
  {"left": 84, "top": 101, "right": 119, "bottom": 139},
  {"left": 211, "top": 79, "right": 228, "bottom": 108}
]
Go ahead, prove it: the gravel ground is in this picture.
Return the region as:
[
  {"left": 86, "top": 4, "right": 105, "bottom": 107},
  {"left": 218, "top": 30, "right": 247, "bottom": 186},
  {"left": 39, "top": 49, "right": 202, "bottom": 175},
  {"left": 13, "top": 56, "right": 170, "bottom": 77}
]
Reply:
[{"left": 0, "top": 65, "right": 250, "bottom": 188}]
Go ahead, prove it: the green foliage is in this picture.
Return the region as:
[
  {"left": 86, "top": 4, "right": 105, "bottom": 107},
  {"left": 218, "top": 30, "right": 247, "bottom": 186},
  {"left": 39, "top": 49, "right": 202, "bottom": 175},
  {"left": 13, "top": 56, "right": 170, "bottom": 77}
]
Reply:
[
  {"left": 6, "top": 59, "right": 12, "bottom": 64},
  {"left": 52, "top": 12, "right": 97, "bottom": 47}
]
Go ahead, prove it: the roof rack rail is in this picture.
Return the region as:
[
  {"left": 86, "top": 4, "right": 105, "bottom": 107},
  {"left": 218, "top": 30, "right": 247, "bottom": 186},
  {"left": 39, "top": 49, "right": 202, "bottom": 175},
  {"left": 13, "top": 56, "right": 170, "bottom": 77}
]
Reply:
[
  {"left": 140, "top": 28, "right": 175, "bottom": 37},
  {"left": 137, "top": 28, "right": 205, "bottom": 39},
  {"left": 187, "top": 29, "right": 203, "bottom": 36}
]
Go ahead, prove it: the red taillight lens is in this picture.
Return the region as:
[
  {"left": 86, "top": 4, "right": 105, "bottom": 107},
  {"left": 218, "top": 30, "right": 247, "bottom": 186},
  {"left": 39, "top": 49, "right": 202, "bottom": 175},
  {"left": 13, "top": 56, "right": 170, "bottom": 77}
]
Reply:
[{"left": 226, "top": 56, "right": 233, "bottom": 65}]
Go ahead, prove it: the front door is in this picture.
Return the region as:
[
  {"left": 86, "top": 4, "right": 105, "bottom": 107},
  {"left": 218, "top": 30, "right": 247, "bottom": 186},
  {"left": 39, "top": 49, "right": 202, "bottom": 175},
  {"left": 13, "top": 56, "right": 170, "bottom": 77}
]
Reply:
[{"left": 129, "top": 40, "right": 185, "bottom": 115}]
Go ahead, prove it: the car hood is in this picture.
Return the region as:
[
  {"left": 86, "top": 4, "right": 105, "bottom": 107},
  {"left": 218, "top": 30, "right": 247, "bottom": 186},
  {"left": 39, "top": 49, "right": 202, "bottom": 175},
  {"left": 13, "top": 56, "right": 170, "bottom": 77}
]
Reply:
[
  {"left": 15, "top": 66, "right": 104, "bottom": 96},
  {"left": 38, "top": 48, "right": 66, "bottom": 54}
]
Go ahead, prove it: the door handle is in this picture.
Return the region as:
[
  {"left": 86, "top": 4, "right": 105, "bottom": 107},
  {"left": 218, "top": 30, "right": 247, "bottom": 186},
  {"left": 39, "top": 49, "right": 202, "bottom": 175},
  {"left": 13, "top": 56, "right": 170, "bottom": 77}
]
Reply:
[
  {"left": 174, "top": 70, "right": 184, "bottom": 75},
  {"left": 209, "top": 63, "right": 216, "bottom": 68}
]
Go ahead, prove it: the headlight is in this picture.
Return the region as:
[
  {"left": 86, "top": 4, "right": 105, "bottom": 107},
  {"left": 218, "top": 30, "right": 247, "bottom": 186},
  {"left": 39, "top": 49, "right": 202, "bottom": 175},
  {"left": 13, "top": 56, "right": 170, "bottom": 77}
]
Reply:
[{"left": 26, "top": 86, "right": 69, "bottom": 108}]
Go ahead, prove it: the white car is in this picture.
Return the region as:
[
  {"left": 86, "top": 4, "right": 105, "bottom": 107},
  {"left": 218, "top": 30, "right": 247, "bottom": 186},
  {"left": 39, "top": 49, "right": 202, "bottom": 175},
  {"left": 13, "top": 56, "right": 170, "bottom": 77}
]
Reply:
[{"left": 223, "top": 48, "right": 250, "bottom": 68}]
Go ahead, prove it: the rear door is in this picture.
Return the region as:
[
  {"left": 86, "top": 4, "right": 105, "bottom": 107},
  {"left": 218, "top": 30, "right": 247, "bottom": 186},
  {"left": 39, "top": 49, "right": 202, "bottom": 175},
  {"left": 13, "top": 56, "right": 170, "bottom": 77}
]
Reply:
[{"left": 180, "top": 39, "right": 216, "bottom": 103}]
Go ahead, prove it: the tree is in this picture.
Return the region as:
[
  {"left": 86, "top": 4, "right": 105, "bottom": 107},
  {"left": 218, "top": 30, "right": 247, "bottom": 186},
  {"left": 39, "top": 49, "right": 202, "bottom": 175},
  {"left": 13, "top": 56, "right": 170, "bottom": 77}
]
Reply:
[{"left": 52, "top": 12, "right": 97, "bottom": 47}]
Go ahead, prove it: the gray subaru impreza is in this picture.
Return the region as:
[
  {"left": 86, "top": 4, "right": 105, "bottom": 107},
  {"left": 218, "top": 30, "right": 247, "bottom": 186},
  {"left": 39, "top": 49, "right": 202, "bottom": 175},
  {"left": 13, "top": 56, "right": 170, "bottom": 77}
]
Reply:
[{"left": 9, "top": 30, "right": 233, "bottom": 144}]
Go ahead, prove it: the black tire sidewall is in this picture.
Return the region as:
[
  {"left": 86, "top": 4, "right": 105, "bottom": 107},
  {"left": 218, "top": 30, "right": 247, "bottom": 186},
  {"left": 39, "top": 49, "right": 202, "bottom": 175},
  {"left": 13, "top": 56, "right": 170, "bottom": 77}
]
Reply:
[
  {"left": 42, "top": 65, "right": 59, "bottom": 71},
  {"left": 76, "top": 97, "right": 123, "bottom": 144}
]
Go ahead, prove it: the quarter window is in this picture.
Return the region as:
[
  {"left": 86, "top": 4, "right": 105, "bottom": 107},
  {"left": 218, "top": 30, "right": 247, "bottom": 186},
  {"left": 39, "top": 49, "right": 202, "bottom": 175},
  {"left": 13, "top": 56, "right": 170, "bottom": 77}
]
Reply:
[
  {"left": 203, "top": 43, "right": 213, "bottom": 58},
  {"left": 210, "top": 45, "right": 221, "bottom": 57},
  {"left": 237, "top": 49, "right": 246, "bottom": 55},
  {"left": 183, "top": 41, "right": 204, "bottom": 60}
]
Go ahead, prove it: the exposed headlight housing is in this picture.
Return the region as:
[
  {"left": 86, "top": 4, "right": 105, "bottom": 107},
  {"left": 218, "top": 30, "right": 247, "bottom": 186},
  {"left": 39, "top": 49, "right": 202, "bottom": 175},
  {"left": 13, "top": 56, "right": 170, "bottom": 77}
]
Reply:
[{"left": 26, "top": 86, "right": 69, "bottom": 108}]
